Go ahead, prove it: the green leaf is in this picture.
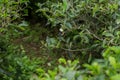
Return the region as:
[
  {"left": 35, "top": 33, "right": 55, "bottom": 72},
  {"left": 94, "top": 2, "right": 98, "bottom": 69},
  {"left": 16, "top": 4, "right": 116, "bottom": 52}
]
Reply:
[
  {"left": 102, "top": 32, "right": 114, "bottom": 37},
  {"left": 66, "top": 70, "right": 76, "bottom": 80},
  {"left": 99, "top": 0, "right": 104, "bottom": 3},
  {"left": 111, "top": 74, "right": 120, "bottom": 80},
  {"left": 58, "top": 65, "right": 66, "bottom": 73},
  {"left": 59, "top": 58, "right": 66, "bottom": 64},
  {"left": 92, "top": 4, "right": 99, "bottom": 17},
  {"left": 62, "top": 0, "right": 68, "bottom": 12},
  {"left": 109, "top": 56, "right": 116, "bottom": 69},
  {"left": 110, "top": 46, "right": 120, "bottom": 54},
  {"left": 116, "top": 19, "right": 120, "bottom": 24}
]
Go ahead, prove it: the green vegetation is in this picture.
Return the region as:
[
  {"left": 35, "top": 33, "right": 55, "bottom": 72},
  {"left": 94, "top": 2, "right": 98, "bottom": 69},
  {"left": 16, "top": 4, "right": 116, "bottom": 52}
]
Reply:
[{"left": 0, "top": 0, "right": 120, "bottom": 80}]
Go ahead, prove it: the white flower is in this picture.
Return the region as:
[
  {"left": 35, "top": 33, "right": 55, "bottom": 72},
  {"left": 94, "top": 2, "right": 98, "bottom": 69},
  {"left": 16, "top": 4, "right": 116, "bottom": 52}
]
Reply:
[{"left": 59, "top": 28, "right": 63, "bottom": 32}]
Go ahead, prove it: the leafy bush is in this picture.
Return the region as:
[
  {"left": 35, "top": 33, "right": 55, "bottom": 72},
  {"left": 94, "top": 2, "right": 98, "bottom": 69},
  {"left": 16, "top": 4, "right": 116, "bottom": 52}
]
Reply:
[
  {"left": 0, "top": 0, "right": 30, "bottom": 42},
  {"left": 0, "top": 35, "right": 39, "bottom": 80},
  {"left": 0, "top": 0, "right": 41, "bottom": 79},
  {"left": 35, "top": 46, "right": 120, "bottom": 80},
  {"left": 0, "top": 0, "right": 29, "bottom": 28},
  {"left": 36, "top": 0, "right": 120, "bottom": 59},
  {"left": 1, "top": 0, "right": 120, "bottom": 79}
]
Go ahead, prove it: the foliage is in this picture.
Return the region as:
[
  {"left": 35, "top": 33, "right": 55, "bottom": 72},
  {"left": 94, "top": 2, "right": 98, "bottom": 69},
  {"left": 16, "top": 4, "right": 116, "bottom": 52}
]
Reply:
[
  {"left": 0, "top": 0, "right": 30, "bottom": 39},
  {"left": 35, "top": 46, "right": 120, "bottom": 80},
  {"left": 1, "top": 0, "right": 120, "bottom": 79},
  {"left": 0, "top": 0, "right": 29, "bottom": 27},
  {"left": 36, "top": 0, "right": 120, "bottom": 59},
  {"left": 0, "top": 0, "right": 39, "bottom": 80},
  {"left": 0, "top": 35, "right": 39, "bottom": 80}
]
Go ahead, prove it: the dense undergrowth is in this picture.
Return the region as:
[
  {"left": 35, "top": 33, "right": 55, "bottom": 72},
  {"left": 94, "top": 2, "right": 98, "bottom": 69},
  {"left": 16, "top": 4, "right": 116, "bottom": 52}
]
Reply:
[{"left": 0, "top": 0, "right": 120, "bottom": 80}]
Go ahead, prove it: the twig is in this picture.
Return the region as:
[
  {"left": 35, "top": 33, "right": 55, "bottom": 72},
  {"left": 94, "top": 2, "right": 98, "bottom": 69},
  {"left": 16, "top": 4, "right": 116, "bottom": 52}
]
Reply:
[
  {"left": 85, "top": 29, "right": 103, "bottom": 41},
  {"left": 61, "top": 47, "right": 89, "bottom": 52}
]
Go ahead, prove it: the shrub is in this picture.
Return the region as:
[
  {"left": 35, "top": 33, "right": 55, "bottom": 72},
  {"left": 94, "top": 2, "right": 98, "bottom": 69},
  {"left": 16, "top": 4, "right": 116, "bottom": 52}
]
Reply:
[
  {"left": 0, "top": 0, "right": 29, "bottom": 27},
  {"left": 0, "top": 1, "right": 41, "bottom": 79},
  {"left": 36, "top": 0, "right": 120, "bottom": 59},
  {"left": 36, "top": 46, "right": 120, "bottom": 80},
  {"left": 0, "top": 35, "right": 39, "bottom": 80}
]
